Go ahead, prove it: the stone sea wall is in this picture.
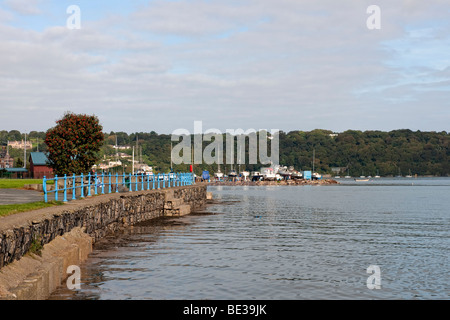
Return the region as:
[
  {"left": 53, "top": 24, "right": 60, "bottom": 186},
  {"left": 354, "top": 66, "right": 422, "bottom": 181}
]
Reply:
[{"left": 0, "top": 185, "right": 207, "bottom": 299}]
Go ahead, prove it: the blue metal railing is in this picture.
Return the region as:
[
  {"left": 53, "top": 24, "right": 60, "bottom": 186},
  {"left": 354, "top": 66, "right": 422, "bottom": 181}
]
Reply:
[{"left": 43, "top": 172, "right": 194, "bottom": 203}]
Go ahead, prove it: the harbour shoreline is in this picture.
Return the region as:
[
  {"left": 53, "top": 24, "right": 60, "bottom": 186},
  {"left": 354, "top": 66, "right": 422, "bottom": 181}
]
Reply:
[{"left": 206, "top": 179, "right": 339, "bottom": 186}]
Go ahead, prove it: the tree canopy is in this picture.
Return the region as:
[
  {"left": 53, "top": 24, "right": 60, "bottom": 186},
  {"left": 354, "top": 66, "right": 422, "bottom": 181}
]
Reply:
[{"left": 45, "top": 112, "right": 104, "bottom": 175}]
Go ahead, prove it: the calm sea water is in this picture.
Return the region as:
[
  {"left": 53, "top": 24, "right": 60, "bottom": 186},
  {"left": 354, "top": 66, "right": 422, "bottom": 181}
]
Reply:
[{"left": 49, "top": 178, "right": 450, "bottom": 300}]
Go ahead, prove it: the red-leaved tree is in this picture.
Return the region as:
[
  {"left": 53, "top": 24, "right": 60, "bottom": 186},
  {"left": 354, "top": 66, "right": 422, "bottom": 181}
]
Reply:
[{"left": 45, "top": 112, "right": 104, "bottom": 175}]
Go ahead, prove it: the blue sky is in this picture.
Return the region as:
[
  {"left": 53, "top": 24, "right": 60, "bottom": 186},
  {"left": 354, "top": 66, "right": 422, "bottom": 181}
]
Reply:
[{"left": 0, "top": 0, "right": 449, "bottom": 134}]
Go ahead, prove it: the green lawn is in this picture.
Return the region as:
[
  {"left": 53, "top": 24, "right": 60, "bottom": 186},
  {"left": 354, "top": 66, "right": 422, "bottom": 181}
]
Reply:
[
  {"left": 0, "top": 201, "right": 64, "bottom": 217},
  {"left": 0, "top": 179, "right": 53, "bottom": 189}
]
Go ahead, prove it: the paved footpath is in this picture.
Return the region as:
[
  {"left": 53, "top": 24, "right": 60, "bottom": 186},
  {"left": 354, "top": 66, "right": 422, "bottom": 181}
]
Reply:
[{"left": 0, "top": 189, "right": 52, "bottom": 205}]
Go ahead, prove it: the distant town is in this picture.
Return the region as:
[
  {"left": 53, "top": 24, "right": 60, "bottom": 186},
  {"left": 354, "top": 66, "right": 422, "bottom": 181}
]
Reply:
[{"left": 0, "top": 137, "right": 152, "bottom": 179}]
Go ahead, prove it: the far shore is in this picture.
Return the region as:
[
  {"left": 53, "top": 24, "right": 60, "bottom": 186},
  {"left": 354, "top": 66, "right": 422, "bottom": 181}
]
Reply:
[{"left": 206, "top": 179, "right": 339, "bottom": 186}]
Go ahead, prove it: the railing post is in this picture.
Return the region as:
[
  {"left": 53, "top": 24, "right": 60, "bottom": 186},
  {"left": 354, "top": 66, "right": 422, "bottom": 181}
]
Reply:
[
  {"left": 152, "top": 175, "right": 155, "bottom": 190},
  {"left": 63, "top": 174, "right": 68, "bottom": 202},
  {"left": 94, "top": 172, "right": 98, "bottom": 195},
  {"left": 129, "top": 173, "right": 132, "bottom": 192},
  {"left": 109, "top": 172, "right": 112, "bottom": 194},
  {"left": 43, "top": 176, "right": 47, "bottom": 203},
  {"left": 157, "top": 174, "right": 160, "bottom": 189},
  {"left": 80, "top": 173, "right": 84, "bottom": 198},
  {"left": 54, "top": 174, "right": 58, "bottom": 201},
  {"left": 72, "top": 173, "right": 76, "bottom": 200},
  {"left": 135, "top": 173, "right": 138, "bottom": 191},
  {"left": 87, "top": 172, "right": 92, "bottom": 197},
  {"left": 101, "top": 172, "right": 105, "bottom": 194},
  {"left": 116, "top": 172, "right": 119, "bottom": 193}
]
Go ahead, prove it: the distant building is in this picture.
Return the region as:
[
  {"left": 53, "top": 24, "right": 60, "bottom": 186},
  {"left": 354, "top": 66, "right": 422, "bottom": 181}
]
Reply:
[
  {"left": 2, "top": 168, "right": 28, "bottom": 179},
  {"left": 331, "top": 167, "right": 346, "bottom": 174},
  {"left": 29, "top": 152, "right": 54, "bottom": 179},
  {"left": 8, "top": 140, "right": 32, "bottom": 150},
  {"left": 0, "top": 144, "right": 14, "bottom": 169},
  {"left": 114, "top": 145, "right": 131, "bottom": 150},
  {"left": 136, "top": 164, "right": 152, "bottom": 173},
  {"left": 117, "top": 152, "right": 131, "bottom": 158}
]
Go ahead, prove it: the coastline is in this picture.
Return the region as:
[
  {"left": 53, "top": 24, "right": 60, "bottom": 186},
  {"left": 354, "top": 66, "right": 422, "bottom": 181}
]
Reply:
[{"left": 207, "top": 179, "right": 339, "bottom": 186}]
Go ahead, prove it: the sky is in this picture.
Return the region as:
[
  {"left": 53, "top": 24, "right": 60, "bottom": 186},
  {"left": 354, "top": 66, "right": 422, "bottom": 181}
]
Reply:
[{"left": 0, "top": 0, "right": 449, "bottom": 134}]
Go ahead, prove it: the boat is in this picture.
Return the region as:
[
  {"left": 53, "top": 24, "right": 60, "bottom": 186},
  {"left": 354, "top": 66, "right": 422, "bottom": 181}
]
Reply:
[
  {"left": 241, "top": 171, "right": 250, "bottom": 180},
  {"left": 228, "top": 170, "right": 238, "bottom": 178},
  {"left": 201, "top": 171, "right": 210, "bottom": 181},
  {"left": 354, "top": 178, "right": 370, "bottom": 182},
  {"left": 261, "top": 167, "right": 277, "bottom": 181},
  {"left": 292, "top": 171, "right": 303, "bottom": 179},
  {"left": 278, "top": 166, "right": 292, "bottom": 179},
  {"left": 278, "top": 166, "right": 303, "bottom": 180},
  {"left": 344, "top": 169, "right": 351, "bottom": 179},
  {"left": 251, "top": 171, "right": 263, "bottom": 181},
  {"left": 375, "top": 169, "right": 380, "bottom": 178},
  {"left": 214, "top": 164, "right": 224, "bottom": 180},
  {"left": 406, "top": 169, "right": 413, "bottom": 178},
  {"left": 312, "top": 172, "right": 322, "bottom": 180}
]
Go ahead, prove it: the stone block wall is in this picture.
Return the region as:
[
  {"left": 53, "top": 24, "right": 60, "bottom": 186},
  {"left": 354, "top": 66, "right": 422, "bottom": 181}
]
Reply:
[{"left": 0, "top": 185, "right": 207, "bottom": 270}]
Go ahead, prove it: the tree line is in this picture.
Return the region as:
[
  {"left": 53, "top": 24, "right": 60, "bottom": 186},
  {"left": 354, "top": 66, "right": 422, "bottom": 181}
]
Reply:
[{"left": 2, "top": 128, "right": 449, "bottom": 176}]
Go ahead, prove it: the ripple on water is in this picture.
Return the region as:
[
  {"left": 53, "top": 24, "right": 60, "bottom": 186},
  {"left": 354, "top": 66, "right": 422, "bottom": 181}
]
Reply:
[{"left": 49, "top": 183, "right": 450, "bottom": 300}]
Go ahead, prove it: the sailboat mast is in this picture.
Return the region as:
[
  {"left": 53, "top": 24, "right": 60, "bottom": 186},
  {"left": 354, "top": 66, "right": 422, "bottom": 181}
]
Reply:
[
  {"left": 312, "top": 148, "right": 315, "bottom": 173},
  {"left": 23, "top": 133, "right": 27, "bottom": 168}
]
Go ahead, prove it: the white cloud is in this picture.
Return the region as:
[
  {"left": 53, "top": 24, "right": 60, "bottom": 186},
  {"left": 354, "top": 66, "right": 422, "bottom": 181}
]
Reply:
[
  {"left": 4, "top": 0, "right": 43, "bottom": 15},
  {"left": 0, "top": 0, "right": 449, "bottom": 133}
]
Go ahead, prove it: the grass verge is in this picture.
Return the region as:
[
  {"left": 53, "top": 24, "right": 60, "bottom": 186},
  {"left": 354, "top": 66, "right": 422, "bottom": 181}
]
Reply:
[
  {"left": 0, "top": 201, "right": 64, "bottom": 217},
  {"left": 0, "top": 179, "right": 55, "bottom": 189}
]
